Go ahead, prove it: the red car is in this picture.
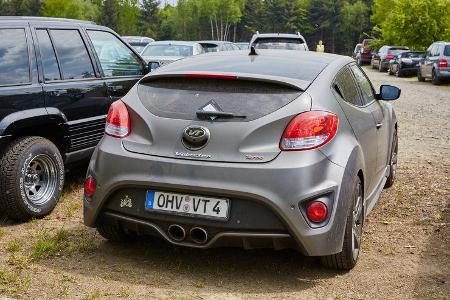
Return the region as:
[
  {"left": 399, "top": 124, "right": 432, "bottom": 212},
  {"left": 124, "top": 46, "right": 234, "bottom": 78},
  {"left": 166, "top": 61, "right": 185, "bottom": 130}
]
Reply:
[{"left": 356, "top": 39, "right": 373, "bottom": 65}]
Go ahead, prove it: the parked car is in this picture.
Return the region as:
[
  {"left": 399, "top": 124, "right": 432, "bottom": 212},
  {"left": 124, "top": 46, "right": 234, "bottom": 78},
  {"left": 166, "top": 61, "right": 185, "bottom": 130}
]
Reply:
[
  {"left": 355, "top": 38, "right": 373, "bottom": 65},
  {"left": 235, "top": 42, "right": 249, "bottom": 50},
  {"left": 198, "top": 41, "right": 240, "bottom": 53},
  {"left": 388, "top": 51, "right": 425, "bottom": 77},
  {"left": 0, "top": 17, "right": 149, "bottom": 221},
  {"left": 418, "top": 41, "right": 450, "bottom": 85},
  {"left": 122, "top": 36, "right": 154, "bottom": 53},
  {"left": 140, "top": 41, "right": 204, "bottom": 70},
  {"left": 250, "top": 32, "right": 309, "bottom": 51},
  {"left": 371, "top": 45, "right": 409, "bottom": 72},
  {"left": 83, "top": 50, "right": 400, "bottom": 270},
  {"left": 352, "top": 43, "right": 362, "bottom": 60}
]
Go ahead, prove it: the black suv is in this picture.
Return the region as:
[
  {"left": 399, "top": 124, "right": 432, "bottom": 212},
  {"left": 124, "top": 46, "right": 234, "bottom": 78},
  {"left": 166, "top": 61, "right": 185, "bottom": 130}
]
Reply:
[{"left": 0, "top": 17, "right": 149, "bottom": 220}]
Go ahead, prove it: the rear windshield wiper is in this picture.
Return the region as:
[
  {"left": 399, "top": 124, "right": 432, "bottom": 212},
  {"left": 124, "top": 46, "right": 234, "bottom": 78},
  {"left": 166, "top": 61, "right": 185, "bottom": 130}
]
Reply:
[{"left": 196, "top": 110, "right": 247, "bottom": 120}]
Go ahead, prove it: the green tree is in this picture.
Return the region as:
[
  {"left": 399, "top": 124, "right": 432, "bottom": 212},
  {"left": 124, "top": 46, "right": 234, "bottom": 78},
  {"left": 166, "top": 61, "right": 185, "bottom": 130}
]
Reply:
[
  {"left": 375, "top": 0, "right": 450, "bottom": 50},
  {"left": 0, "top": 0, "right": 42, "bottom": 16},
  {"left": 41, "top": 0, "right": 99, "bottom": 20},
  {"left": 139, "top": 0, "right": 160, "bottom": 38},
  {"left": 340, "top": 0, "right": 370, "bottom": 53}
]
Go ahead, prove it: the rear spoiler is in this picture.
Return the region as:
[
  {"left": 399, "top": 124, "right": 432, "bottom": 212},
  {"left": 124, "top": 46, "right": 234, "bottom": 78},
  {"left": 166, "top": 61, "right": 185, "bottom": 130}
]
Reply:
[{"left": 139, "top": 71, "right": 310, "bottom": 91}]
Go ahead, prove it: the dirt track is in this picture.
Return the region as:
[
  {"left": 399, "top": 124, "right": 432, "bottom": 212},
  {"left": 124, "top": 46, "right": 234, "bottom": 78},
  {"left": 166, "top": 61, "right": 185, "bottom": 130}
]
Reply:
[{"left": 1, "top": 67, "right": 449, "bottom": 299}]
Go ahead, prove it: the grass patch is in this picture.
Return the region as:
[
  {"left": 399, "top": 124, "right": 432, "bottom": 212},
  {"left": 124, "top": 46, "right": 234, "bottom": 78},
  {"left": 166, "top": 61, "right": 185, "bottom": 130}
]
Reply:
[
  {"left": 7, "top": 239, "right": 22, "bottom": 253},
  {"left": 31, "top": 229, "right": 69, "bottom": 260},
  {"left": 0, "top": 267, "right": 31, "bottom": 295},
  {"left": 64, "top": 201, "right": 82, "bottom": 218},
  {"left": 7, "top": 254, "right": 30, "bottom": 269}
]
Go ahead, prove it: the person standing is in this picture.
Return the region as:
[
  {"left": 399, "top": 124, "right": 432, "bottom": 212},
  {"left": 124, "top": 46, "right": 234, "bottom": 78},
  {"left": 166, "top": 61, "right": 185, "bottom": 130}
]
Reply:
[{"left": 316, "top": 40, "right": 325, "bottom": 52}]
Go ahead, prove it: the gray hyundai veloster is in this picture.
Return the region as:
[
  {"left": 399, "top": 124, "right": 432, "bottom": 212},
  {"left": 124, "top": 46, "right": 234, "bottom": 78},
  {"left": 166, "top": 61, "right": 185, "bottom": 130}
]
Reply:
[{"left": 83, "top": 49, "right": 400, "bottom": 270}]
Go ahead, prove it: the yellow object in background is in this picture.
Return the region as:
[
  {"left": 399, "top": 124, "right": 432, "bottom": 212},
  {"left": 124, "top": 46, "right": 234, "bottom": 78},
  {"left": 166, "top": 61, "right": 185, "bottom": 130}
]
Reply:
[{"left": 316, "top": 40, "right": 325, "bottom": 52}]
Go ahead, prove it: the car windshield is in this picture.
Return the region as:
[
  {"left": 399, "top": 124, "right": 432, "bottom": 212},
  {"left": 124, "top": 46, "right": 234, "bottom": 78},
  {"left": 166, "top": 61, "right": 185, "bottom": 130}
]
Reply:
[
  {"left": 201, "top": 44, "right": 219, "bottom": 53},
  {"left": 389, "top": 49, "right": 408, "bottom": 55},
  {"left": 403, "top": 52, "right": 424, "bottom": 58},
  {"left": 142, "top": 44, "right": 193, "bottom": 57},
  {"left": 444, "top": 45, "right": 450, "bottom": 56},
  {"left": 254, "top": 38, "right": 305, "bottom": 50}
]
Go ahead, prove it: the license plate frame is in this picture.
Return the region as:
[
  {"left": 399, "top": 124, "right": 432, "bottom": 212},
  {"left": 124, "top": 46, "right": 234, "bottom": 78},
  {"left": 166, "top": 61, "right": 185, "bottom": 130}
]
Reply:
[{"left": 145, "top": 190, "right": 230, "bottom": 221}]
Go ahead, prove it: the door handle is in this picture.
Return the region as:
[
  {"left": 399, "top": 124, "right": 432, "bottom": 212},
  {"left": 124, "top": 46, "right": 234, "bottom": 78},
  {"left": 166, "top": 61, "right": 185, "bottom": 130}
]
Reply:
[
  {"left": 376, "top": 123, "right": 383, "bottom": 129},
  {"left": 107, "top": 85, "right": 123, "bottom": 92}
]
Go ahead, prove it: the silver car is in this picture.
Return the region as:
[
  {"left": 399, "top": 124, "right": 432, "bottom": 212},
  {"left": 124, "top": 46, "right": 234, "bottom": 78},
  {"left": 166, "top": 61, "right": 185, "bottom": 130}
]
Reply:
[
  {"left": 140, "top": 40, "right": 204, "bottom": 70},
  {"left": 83, "top": 50, "right": 400, "bottom": 270}
]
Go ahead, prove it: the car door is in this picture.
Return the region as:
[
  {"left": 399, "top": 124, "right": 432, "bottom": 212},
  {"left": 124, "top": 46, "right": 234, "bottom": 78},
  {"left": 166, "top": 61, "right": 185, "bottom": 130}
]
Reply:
[
  {"left": 423, "top": 44, "right": 437, "bottom": 77},
  {"left": 33, "top": 25, "right": 110, "bottom": 153},
  {"left": 85, "top": 29, "right": 146, "bottom": 102},
  {"left": 333, "top": 65, "right": 379, "bottom": 196},
  {"left": 0, "top": 24, "right": 43, "bottom": 125},
  {"left": 350, "top": 65, "right": 390, "bottom": 185}
]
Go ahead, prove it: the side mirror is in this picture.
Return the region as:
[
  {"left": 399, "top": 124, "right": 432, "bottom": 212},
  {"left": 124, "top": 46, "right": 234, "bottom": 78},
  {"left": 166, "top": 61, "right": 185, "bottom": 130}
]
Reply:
[
  {"left": 147, "top": 61, "right": 160, "bottom": 72},
  {"left": 377, "top": 85, "right": 401, "bottom": 101}
]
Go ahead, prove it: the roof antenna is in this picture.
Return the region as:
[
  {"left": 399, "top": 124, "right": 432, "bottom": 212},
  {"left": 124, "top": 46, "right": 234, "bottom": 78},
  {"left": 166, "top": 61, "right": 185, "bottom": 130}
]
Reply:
[{"left": 249, "top": 46, "right": 258, "bottom": 56}]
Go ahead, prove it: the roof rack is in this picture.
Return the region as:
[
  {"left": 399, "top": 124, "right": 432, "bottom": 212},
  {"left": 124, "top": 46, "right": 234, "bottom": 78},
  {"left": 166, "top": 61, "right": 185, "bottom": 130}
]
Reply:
[{"left": 0, "top": 16, "right": 96, "bottom": 25}]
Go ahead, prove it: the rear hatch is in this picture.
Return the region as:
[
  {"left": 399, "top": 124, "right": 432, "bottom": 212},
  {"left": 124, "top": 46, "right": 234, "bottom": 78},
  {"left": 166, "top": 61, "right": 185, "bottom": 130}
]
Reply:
[{"left": 123, "top": 76, "right": 309, "bottom": 163}]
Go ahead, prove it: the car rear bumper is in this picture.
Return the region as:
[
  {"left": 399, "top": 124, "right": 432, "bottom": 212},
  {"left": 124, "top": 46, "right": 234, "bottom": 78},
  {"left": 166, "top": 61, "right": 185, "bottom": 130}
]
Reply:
[
  {"left": 436, "top": 68, "right": 450, "bottom": 79},
  {"left": 360, "top": 53, "right": 372, "bottom": 62},
  {"left": 84, "top": 137, "right": 353, "bottom": 256}
]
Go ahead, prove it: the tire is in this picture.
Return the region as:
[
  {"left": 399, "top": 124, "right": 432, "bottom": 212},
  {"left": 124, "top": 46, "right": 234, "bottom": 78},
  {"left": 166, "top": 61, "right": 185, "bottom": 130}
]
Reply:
[
  {"left": 388, "top": 67, "right": 393, "bottom": 75},
  {"left": 97, "top": 223, "right": 130, "bottom": 242},
  {"left": 395, "top": 68, "right": 402, "bottom": 77},
  {"left": 321, "top": 177, "right": 363, "bottom": 270},
  {"left": 417, "top": 68, "right": 425, "bottom": 82},
  {"left": 384, "top": 128, "right": 398, "bottom": 188},
  {"left": 432, "top": 69, "right": 441, "bottom": 85},
  {"left": 0, "top": 136, "right": 64, "bottom": 221},
  {"left": 378, "top": 62, "right": 385, "bottom": 72}
]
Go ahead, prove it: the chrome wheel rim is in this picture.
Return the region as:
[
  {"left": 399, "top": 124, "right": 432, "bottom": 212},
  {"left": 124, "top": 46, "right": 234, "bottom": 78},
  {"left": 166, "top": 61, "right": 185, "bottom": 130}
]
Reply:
[
  {"left": 351, "top": 183, "right": 363, "bottom": 261},
  {"left": 23, "top": 154, "right": 58, "bottom": 206}
]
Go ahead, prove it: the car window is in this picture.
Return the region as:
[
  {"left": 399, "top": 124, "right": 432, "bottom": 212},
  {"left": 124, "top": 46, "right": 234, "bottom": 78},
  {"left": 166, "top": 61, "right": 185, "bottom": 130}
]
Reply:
[
  {"left": 0, "top": 28, "right": 30, "bottom": 85},
  {"left": 431, "top": 45, "right": 440, "bottom": 56},
  {"left": 142, "top": 44, "right": 194, "bottom": 57},
  {"left": 87, "top": 30, "right": 144, "bottom": 77},
  {"left": 254, "top": 38, "right": 305, "bottom": 50},
  {"left": 36, "top": 29, "right": 61, "bottom": 81},
  {"left": 350, "top": 65, "right": 375, "bottom": 105},
  {"left": 334, "top": 67, "right": 361, "bottom": 106},
  {"left": 50, "top": 29, "right": 95, "bottom": 80},
  {"left": 444, "top": 45, "right": 450, "bottom": 56}
]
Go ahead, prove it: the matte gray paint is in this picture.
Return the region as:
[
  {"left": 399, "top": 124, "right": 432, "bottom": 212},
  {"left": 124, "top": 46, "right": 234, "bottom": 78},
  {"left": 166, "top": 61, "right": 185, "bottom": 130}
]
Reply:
[{"left": 84, "top": 51, "right": 397, "bottom": 256}]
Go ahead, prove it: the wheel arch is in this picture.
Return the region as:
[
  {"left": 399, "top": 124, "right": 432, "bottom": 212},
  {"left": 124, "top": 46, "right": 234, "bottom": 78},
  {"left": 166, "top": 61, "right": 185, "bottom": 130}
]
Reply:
[{"left": 0, "top": 108, "right": 68, "bottom": 154}]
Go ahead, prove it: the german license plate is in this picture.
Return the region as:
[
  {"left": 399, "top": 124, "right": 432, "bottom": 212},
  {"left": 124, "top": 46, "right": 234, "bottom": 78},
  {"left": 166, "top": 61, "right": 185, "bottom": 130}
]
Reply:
[{"left": 145, "top": 191, "right": 229, "bottom": 220}]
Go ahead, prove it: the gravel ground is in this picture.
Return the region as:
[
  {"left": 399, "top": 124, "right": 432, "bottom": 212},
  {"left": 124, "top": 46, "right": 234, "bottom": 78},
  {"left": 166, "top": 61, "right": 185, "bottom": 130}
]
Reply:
[{"left": 0, "top": 67, "right": 449, "bottom": 299}]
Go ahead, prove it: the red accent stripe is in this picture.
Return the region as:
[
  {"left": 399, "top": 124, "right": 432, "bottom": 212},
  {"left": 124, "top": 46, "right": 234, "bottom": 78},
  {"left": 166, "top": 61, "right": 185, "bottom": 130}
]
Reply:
[{"left": 184, "top": 74, "right": 238, "bottom": 79}]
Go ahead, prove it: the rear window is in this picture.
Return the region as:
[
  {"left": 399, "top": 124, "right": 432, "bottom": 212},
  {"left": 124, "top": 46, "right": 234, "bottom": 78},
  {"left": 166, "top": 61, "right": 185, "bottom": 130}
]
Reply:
[
  {"left": 201, "top": 44, "right": 219, "bottom": 53},
  {"left": 0, "top": 28, "right": 30, "bottom": 85},
  {"left": 403, "top": 52, "right": 424, "bottom": 58},
  {"left": 254, "top": 38, "right": 306, "bottom": 50},
  {"left": 444, "top": 45, "right": 450, "bottom": 56},
  {"left": 142, "top": 44, "right": 193, "bottom": 57},
  {"left": 388, "top": 49, "right": 408, "bottom": 55},
  {"left": 138, "top": 78, "right": 302, "bottom": 121}
]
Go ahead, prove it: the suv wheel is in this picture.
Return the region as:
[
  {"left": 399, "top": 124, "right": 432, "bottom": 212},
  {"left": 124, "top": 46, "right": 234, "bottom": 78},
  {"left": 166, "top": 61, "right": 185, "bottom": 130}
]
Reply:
[
  {"left": 321, "top": 177, "right": 364, "bottom": 270},
  {"left": 432, "top": 69, "right": 441, "bottom": 85},
  {"left": 0, "top": 137, "right": 64, "bottom": 221},
  {"left": 384, "top": 128, "right": 398, "bottom": 188},
  {"left": 395, "top": 68, "right": 402, "bottom": 77},
  {"left": 417, "top": 68, "right": 425, "bottom": 82},
  {"left": 378, "top": 62, "right": 384, "bottom": 72}
]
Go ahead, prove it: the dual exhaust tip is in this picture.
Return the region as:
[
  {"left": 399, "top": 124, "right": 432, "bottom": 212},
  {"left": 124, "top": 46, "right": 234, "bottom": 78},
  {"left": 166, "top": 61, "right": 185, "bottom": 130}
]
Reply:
[{"left": 167, "top": 224, "right": 208, "bottom": 244}]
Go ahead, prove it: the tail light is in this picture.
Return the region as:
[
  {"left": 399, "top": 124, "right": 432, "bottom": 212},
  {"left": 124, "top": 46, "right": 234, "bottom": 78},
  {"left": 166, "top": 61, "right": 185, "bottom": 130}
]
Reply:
[
  {"left": 105, "top": 100, "right": 130, "bottom": 138},
  {"left": 306, "top": 201, "right": 328, "bottom": 223},
  {"left": 84, "top": 176, "right": 96, "bottom": 198},
  {"left": 385, "top": 54, "right": 395, "bottom": 60},
  {"left": 280, "top": 111, "right": 338, "bottom": 151},
  {"left": 438, "top": 58, "right": 448, "bottom": 69}
]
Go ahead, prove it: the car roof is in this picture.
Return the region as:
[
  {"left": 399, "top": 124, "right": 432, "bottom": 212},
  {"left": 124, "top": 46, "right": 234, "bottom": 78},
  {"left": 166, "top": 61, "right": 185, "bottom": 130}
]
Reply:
[
  {"left": 144, "top": 49, "right": 350, "bottom": 90},
  {"left": 198, "top": 40, "right": 232, "bottom": 45},
  {"left": 253, "top": 33, "right": 304, "bottom": 39},
  {"left": 149, "top": 41, "right": 199, "bottom": 46},
  {"left": 0, "top": 16, "right": 96, "bottom": 25}
]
